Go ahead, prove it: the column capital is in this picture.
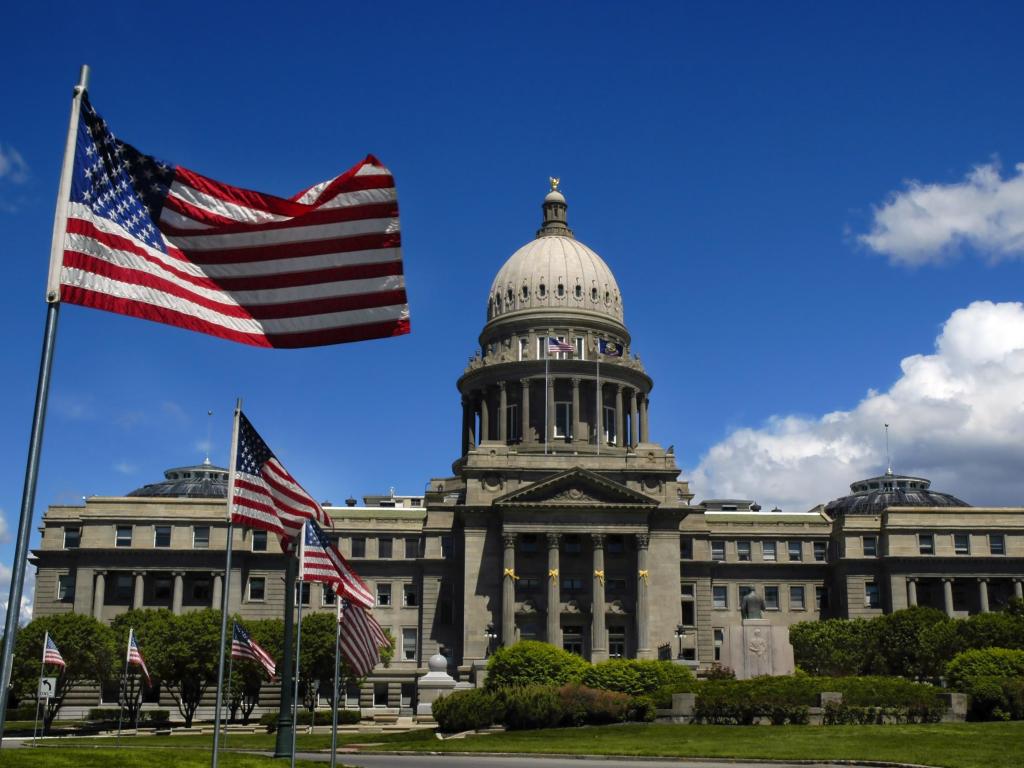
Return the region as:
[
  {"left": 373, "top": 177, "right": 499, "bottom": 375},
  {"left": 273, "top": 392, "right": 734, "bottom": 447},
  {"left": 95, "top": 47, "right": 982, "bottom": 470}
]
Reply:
[
  {"left": 520, "top": 378, "right": 530, "bottom": 389},
  {"left": 635, "top": 533, "right": 650, "bottom": 549},
  {"left": 502, "top": 532, "right": 517, "bottom": 548},
  {"left": 132, "top": 570, "right": 145, "bottom": 577},
  {"left": 498, "top": 380, "right": 507, "bottom": 392},
  {"left": 906, "top": 576, "right": 918, "bottom": 583},
  {"left": 941, "top": 576, "right": 954, "bottom": 583},
  {"left": 546, "top": 532, "right": 562, "bottom": 549},
  {"left": 571, "top": 377, "right": 581, "bottom": 387},
  {"left": 591, "top": 533, "right": 606, "bottom": 549},
  {"left": 976, "top": 577, "right": 990, "bottom": 583}
]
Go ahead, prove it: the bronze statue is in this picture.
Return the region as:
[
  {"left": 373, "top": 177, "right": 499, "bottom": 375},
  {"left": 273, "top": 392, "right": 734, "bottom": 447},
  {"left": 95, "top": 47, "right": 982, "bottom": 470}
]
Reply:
[{"left": 741, "top": 589, "right": 766, "bottom": 620}]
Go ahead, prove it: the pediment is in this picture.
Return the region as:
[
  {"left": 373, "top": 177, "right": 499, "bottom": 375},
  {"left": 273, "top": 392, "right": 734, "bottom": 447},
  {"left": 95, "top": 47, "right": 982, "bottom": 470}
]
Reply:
[{"left": 494, "top": 467, "right": 658, "bottom": 508}]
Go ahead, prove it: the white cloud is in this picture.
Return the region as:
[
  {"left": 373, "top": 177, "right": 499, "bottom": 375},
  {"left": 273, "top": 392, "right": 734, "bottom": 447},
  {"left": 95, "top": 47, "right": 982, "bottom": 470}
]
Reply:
[
  {"left": 861, "top": 162, "right": 1024, "bottom": 265},
  {"left": 0, "top": 144, "right": 29, "bottom": 184},
  {"left": 688, "top": 301, "right": 1024, "bottom": 512},
  {"left": 0, "top": 563, "right": 35, "bottom": 629},
  {"left": 0, "top": 511, "right": 8, "bottom": 544},
  {"left": 113, "top": 461, "right": 137, "bottom": 475}
]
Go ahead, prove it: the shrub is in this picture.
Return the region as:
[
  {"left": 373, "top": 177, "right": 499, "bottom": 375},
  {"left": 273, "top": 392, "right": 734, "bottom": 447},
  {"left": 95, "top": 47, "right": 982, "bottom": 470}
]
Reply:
[
  {"left": 8, "top": 705, "right": 40, "bottom": 721},
  {"left": 557, "top": 683, "right": 630, "bottom": 726},
  {"left": 702, "top": 664, "right": 735, "bottom": 680},
  {"left": 946, "top": 648, "right": 1024, "bottom": 689},
  {"left": 627, "top": 695, "right": 657, "bottom": 722},
  {"left": 502, "top": 685, "right": 564, "bottom": 730},
  {"left": 581, "top": 659, "right": 695, "bottom": 697},
  {"left": 693, "top": 677, "right": 813, "bottom": 725},
  {"left": 432, "top": 689, "right": 503, "bottom": 733},
  {"left": 145, "top": 709, "right": 171, "bottom": 723},
  {"left": 485, "top": 641, "right": 588, "bottom": 690},
  {"left": 945, "top": 649, "right": 1024, "bottom": 720},
  {"left": 86, "top": 707, "right": 122, "bottom": 722},
  {"left": 259, "top": 708, "right": 360, "bottom": 732}
]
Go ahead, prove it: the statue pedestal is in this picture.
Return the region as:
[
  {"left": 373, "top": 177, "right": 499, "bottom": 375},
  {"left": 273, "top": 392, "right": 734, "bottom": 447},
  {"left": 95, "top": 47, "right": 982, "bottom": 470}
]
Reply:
[
  {"left": 416, "top": 653, "right": 457, "bottom": 719},
  {"left": 737, "top": 619, "right": 794, "bottom": 679}
]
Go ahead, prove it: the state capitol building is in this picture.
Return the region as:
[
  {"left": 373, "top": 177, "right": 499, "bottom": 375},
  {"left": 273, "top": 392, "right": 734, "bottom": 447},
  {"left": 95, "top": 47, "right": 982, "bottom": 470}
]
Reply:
[{"left": 32, "top": 186, "right": 1024, "bottom": 718}]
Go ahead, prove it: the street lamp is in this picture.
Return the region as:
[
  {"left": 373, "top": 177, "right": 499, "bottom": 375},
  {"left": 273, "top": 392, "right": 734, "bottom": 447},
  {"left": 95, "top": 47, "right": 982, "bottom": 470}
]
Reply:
[
  {"left": 484, "top": 623, "right": 498, "bottom": 657},
  {"left": 675, "top": 624, "right": 686, "bottom": 659}
]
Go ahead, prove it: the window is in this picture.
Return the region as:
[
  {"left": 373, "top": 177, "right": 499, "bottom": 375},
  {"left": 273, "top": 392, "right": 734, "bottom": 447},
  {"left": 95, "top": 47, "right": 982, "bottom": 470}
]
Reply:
[
  {"left": 345, "top": 684, "right": 360, "bottom": 709},
  {"left": 764, "top": 586, "right": 779, "bottom": 610},
  {"left": 680, "top": 537, "right": 694, "bottom": 560},
  {"left": 788, "top": 541, "right": 803, "bottom": 561},
  {"left": 378, "top": 537, "right": 393, "bottom": 559},
  {"left": 403, "top": 583, "right": 418, "bottom": 607},
  {"left": 815, "top": 586, "right": 828, "bottom": 611},
  {"left": 563, "top": 535, "right": 582, "bottom": 555},
  {"left": 813, "top": 541, "right": 827, "bottom": 562},
  {"left": 918, "top": 534, "right": 934, "bottom": 555},
  {"left": 404, "top": 537, "right": 419, "bottom": 558},
  {"left": 607, "top": 535, "right": 624, "bottom": 555},
  {"left": 606, "top": 578, "right": 626, "bottom": 593},
  {"left": 292, "top": 582, "right": 310, "bottom": 605},
  {"left": 193, "top": 526, "right": 210, "bottom": 549},
  {"left": 507, "top": 403, "right": 521, "bottom": 442},
  {"left": 762, "top": 541, "right": 776, "bottom": 561},
  {"left": 115, "top": 574, "right": 133, "bottom": 600},
  {"left": 401, "top": 682, "right": 415, "bottom": 709},
  {"left": 248, "top": 577, "right": 266, "bottom": 602},
  {"left": 57, "top": 574, "right": 75, "bottom": 602},
  {"left": 574, "top": 336, "right": 585, "bottom": 359},
  {"left": 608, "top": 626, "right": 626, "bottom": 658},
  {"left": 351, "top": 537, "right": 366, "bottom": 558},
  {"left": 252, "top": 530, "right": 268, "bottom": 552},
  {"left": 115, "top": 525, "right": 133, "bottom": 548},
  {"left": 953, "top": 533, "right": 970, "bottom": 555},
  {"left": 373, "top": 682, "right": 388, "bottom": 707},
  {"left": 712, "top": 585, "right": 728, "bottom": 609},
  {"left": 561, "top": 577, "right": 584, "bottom": 595},
  {"left": 790, "top": 585, "right": 806, "bottom": 610},
  {"left": 322, "top": 587, "right": 336, "bottom": 606},
  {"left": 402, "top": 628, "right": 418, "bottom": 661},
  {"left": 603, "top": 404, "right": 617, "bottom": 445},
  {"left": 562, "top": 625, "right": 584, "bottom": 655},
  {"left": 515, "top": 577, "right": 541, "bottom": 596},
  {"left": 863, "top": 536, "right": 878, "bottom": 557},
  {"left": 377, "top": 583, "right": 392, "bottom": 606},
  {"left": 154, "top": 526, "right": 171, "bottom": 548},
  {"left": 681, "top": 583, "right": 696, "bottom": 626},
  {"left": 739, "top": 585, "right": 754, "bottom": 608},
  {"left": 441, "top": 534, "right": 453, "bottom": 558},
  {"left": 737, "top": 541, "right": 752, "bottom": 561},
  {"left": 63, "top": 527, "right": 81, "bottom": 549},
  {"left": 438, "top": 583, "right": 454, "bottom": 625},
  {"left": 713, "top": 629, "right": 724, "bottom": 662},
  {"left": 518, "top": 338, "right": 528, "bottom": 361},
  {"left": 990, "top": 534, "right": 1006, "bottom": 555},
  {"left": 711, "top": 540, "right": 725, "bottom": 561},
  {"left": 554, "top": 402, "right": 572, "bottom": 438},
  {"left": 865, "top": 581, "right": 881, "bottom": 608},
  {"left": 154, "top": 576, "right": 172, "bottom": 601},
  {"left": 193, "top": 579, "right": 211, "bottom": 602}
]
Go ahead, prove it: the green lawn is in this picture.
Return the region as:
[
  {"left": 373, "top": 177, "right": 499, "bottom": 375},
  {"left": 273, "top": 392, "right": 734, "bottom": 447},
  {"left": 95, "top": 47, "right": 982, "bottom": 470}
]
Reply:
[
  {"left": 33, "top": 729, "right": 433, "bottom": 751},
  {"left": 0, "top": 747, "right": 326, "bottom": 768}
]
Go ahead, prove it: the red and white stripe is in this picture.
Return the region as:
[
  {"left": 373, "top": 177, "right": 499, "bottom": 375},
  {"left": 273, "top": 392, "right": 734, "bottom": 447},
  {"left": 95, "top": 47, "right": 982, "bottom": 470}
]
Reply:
[
  {"left": 231, "top": 628, "right": 276, "bottom": 680},
  {"left": 232, "top": 458, "right": 331, "bottom": 542},
  {"left": 127, "top": 629, "right": 152, "bottom": 686},
  {"left": 298, "top": 521, "right": 374, "bottom": 609},
  {"left": 339, "top": 602, "right": 390, "bottom": 678},
  {"left": 60, "top": 156, "right": 409, "bottom": 349},
  {"left": 42, "top": 633, "right": 66, "bottom": 667}
]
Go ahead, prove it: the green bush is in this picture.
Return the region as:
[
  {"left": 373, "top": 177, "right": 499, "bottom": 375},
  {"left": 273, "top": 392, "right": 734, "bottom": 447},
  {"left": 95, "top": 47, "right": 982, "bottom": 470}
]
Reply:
[
  {"left": 557, "top": 683, "right": 630, "bottom": 726},
  {"left": 944, "top": 648, "right": 1024, "bottom": 720},
  {"left": 946, "top": 648, "right": 1024, "bottom": 689},
  {"left": 581, "top": 659, "right": 695, "bottom": 698},
  {"left": 693, "top": 677, "right": 813, "bottom": 725},
  {"left": 829, "top": 676, "right": 942, "bottom": 711},
  {"left": 259, "top": 708, "right": 360, "bottom": 732},
  {"left": 7, "top": 705, "right": 40, "bottom": 720},
  {"left": 145, "top": 709, "right": 171, "bottom": 723},
  {"left": 86, "top": 707, "right": 122, "bottom": 722},
  {"left": 627, "top": 694, "right": 657, "bottom": 722},
  {"left": 702, "top": 664, "right": 735, "bottom": 680},
  {"left": 485, "top": 641, "right": 588, "bottom": 690},
  {"left": 432, "top": 689, "right": 503, "bottom": 733},
  {"left": 502, "top": 685, "right": 565, "bottom": 730}
]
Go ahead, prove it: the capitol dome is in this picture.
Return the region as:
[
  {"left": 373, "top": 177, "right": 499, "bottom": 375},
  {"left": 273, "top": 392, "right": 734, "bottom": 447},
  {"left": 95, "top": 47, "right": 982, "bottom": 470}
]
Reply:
[
  {"left": 127, "top": 460, "right": 229, "bottom": 499},
  {"left": 824, "top": 471, "right": 970, "bottom": 518}
]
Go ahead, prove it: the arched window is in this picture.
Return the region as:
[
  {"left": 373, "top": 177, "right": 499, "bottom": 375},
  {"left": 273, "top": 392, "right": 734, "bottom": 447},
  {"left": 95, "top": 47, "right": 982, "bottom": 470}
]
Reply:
[
  {"left": 557, "top": 283, "right": 565, "bottom": 297},
  {"left": 539, "top": 283, "right": 546, "bottom": 297}
]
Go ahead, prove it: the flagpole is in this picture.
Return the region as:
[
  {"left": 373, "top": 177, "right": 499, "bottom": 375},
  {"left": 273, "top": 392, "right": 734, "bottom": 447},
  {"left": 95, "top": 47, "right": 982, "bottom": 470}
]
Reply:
[
  {"left": 32, "top": 633, "right": 47, "bottom": 745},
  {"left": 330, "top": 599, "right": 341, "bottom": 768},
  {"left": 116, "top": 629, "right": 132, "bottom": 747},
  {"left": 544, "top": 348, "right": 549, "bottom": 455},
  {"left": 290, "top": 527, "right": 305, "bottom": 768},
  {"left": 223, "top": 623, "right": 235, "bottom": 753},
  {"left": 212, "top": 398, "right": 242, "bottom": 768},
  {"left": 596, "top": 354, "right": 601, "bottom": 456},
  {"left": 0, "top": 65, "right": 90, "bottom": 749}
]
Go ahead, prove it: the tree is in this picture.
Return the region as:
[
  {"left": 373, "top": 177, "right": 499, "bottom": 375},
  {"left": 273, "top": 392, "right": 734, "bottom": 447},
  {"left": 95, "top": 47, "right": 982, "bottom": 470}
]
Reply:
[
  {"left": 11, "top": 614, "right": 116, "bottom": 733},
  {"left": 110, "top": 609, "right": 172, "bottom": 724},
  {"left": 146, "top": 609, "right": 222, "bottom": 727},
  {"left": 790, "top": 618, "right": 878, "bottom": 676},
  {"left": 871, "top": 607, "right": 950, "bottom": 678},
  {"left": 228, "top": 618, "right": 283, "bottom": 724},
  {"left": 484, "top": 640, "right": 588, "bottom": 690}
]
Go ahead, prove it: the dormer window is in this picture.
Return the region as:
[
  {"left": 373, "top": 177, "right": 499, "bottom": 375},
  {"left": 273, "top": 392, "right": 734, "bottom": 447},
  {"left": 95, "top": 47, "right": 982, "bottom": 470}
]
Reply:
[
  {"left": 591, "top": 287, "right": 598, "bottom": 301},
  {"left": 574, "top": 284, "right": 582, "bottom": 298},
  {"left": 557, "top": 283, "right": 565, "bottom": 297},
  {"left": 522, "top": 286, "right": 529, "bottom": 299},
  {"left": 506, "top": 288, "right": 513, "bottom": 304},
  {"left": 539, "top": 283, "right": 546, "bottom": 297}
]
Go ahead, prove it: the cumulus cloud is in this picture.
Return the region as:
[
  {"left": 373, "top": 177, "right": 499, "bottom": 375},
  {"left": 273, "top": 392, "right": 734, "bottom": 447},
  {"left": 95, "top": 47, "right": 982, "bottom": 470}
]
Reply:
[
  {"left": 0, "top": 563, "right": 35, "bottom": 629},
  {"left": 861, "top": 162, "right": 1024, "bottom": 265},
  {"left": 0, "top": 144, "right": 29, "bottom": 184},
  {"left": 688, "top": 301, "right": 1024, "bottom": 512}
]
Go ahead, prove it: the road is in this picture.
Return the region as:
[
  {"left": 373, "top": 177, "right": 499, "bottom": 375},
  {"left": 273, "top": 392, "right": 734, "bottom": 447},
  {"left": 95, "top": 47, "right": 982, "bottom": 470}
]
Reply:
[{"left": 305, "top": 753, "right": 843, "bottom": 768}]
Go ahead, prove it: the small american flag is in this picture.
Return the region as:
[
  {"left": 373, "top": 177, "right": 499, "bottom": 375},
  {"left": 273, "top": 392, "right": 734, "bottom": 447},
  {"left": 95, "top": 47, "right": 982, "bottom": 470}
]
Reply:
[
  {"left": 339, "top": 600, "right": 390, "bottom": 678},
  {"left": 55, "top": 94, "right": 409, "bottom": 349},
  {"left": 299, "top": 520, "right": 374, "bottom": 609},
  {"left": 42, "top": 633, "right": 65, "bottom": 667},
  {"left": 231, "top": 622, "right": 276, "bottom": 680},
  {"left": 231, "top": 411, "right": 331, "bottom": 546},
  {"left": 547, "top": 337, "right": 574, "bottom": 354},
  {"left": 127, "top": 628, "right": 152, "bottom": 687}
]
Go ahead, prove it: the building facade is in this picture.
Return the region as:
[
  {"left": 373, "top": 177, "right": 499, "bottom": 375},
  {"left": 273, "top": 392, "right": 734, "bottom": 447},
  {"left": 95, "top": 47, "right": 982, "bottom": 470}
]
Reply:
[{"left": 32, "top": 186, "right": 1024, "bottom": 717}]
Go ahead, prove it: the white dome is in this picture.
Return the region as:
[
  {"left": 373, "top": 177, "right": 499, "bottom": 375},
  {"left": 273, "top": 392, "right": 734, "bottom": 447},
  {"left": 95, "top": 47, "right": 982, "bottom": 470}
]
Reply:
[{"left": 488, "top": 235, "right": 624, "bottom": 323}]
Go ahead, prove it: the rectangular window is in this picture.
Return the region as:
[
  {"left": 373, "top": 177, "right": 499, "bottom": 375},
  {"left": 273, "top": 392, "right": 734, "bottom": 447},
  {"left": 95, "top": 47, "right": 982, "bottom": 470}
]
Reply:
[
  {"left": 574, "top": 336, "right": 585, "bottom": 360},
  {"left": 252, "top": 530, "right": 268, "bottom": 552},
  {"left": 193, "top": 526, "right": 210, "bottom": 549},
  {"left": 563, "top": 535, "right": 582, "bottom": 554},
  {"left": 737, "top": 540, "right": 752, "bottom": 561},
  {"left": 402, "top": 628, "right": 418, "bottom": 661},
  {"left": 519, "top": 338, "right": 528, "bottom": 361},
  {"left": 762, "top": 541, "right": 776, "bottom": 561},
  {"left": 192, "top": 578, "right": 211, "bottom": 602},
  {"left": 554, "top": 402, "right": 572, "bottom": 439},
  {"left": 154, "top": 576, "right": 172, "bottom": 601},
  {"left": 953, "top": 533, "right": 970, "bottom": 555},
  {"left": 919, "top": 534, "right": 935, "bottom": 555},
  {"left": 713, "top": 629, "right": 724, "bottom": 662},
  {"left": 603, "top": 405, "right": 617, "bottom": 445},
  {"left": 608, "top": 626, "right": 626, "bottom": 658},
  {"left": 441, "top": 535, "right": 453, "bottom": 558},
  {"left": 507, "top": 403, "right": 521, "bottom": 442},
  {"left": 378, "top": 537, "right": 393, "bottom": 559},
  {"left": 520, "top": 534, "right": 538, "bottom": 553},
  {"left": 115, "top": 574, "right": 133, "bottom": 600},
  {"left": 990, "top": 534, "right": 1006, "bottom": 555},
  {"left": 681, "top": 583, "right": 696, "bottom": 626},
  {"left": 562, "top": 625, "right": 584, "bottom": 656},
  {"left": 373, "top": 682, "right": 388, "bottom": 707},
  {"left": 607, "top": 535, "right": 624, "bottom": 555},
  {"left": 605, "top": 578, "right": 625, "bottom": 594},
  {"left": 790, "top": 585, "right": 806, "bottom": 610},
  {"left": 404, "top": 537, "right": 419, "bottom": 559},
  {"left": 351, "top": 537, "right": 366, "bottom": 558},
  {"left": 377, "top": 583, "right": 392, "bottom": 606},
  {"left": 711, "top": 541, "right": 725, "bottom": 561},
  {"left": 345, "top": 684, "right": 360, "bottom": 708},
  {"left": 865, "top": 581, "right": 881, "bottom": 608},
  {"left": 57, "top": 574, "right": 75, "bottom": 602},
  {"left": 680, "top": 537, "right": 694, "bottom": 560},
  {"left": 561, "top": 577, "right": 584, "bottom": 595},
  {"left": 863, "top": 536, "right": 878, "bottom": 557},
  {"left": 813, "top": 541, "right": 827, "bottom": 562},
  {"left": 154, "top": 526, "right": 171, "bottom": 548},
  {"left": 322, "top": 586, "right": 336, "bottom": 606},
  {"left": 115, "top": 525, "right": 133, "bottom": 548},
  {"left": 63, "top": 527, "right": 81, "bottom": 549},
  {"left": 764, "top": 586, "right": 779, "bottom": 610},
  {"left": 788, "top": 540, "right": 803, "bottom": 561},
  {"left": 293, "top": 582, "right": 311, "bottom": 605},
  {"left": 515, "top": 577, "right": 541, "bottom": 596},
  {"left": 815, "top": 586, "right": 827, "bottom": 611},
  {"left": 403, "top": 583, "right": 418, "bottom": 607},
  {"left": 712, "top": 585, "right": 728, "bottom": 609},
  {"left": 248, "top": 576, "right": 266, "bottom": 602},
  {"left": 401, "top": 682, "right": 415, "bottom": 708}
]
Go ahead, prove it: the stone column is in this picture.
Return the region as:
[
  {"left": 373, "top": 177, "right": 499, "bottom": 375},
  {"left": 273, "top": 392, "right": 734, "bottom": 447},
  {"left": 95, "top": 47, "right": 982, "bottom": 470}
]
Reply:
[
  {"left": 591, "top": 535, "right": 607, "bottom": 661},
  {"left": 978, "top": 578, "right": 990, "bottom": 613},
  {"left": 132, "top": 572, "right": 145, "bottom": 610},
  {"left": 92, "top": 571, "right": 106, "bottom": 620},
  {"left": 546, "top": 533, "right": 561, "bottom": 647},
  {"left": 212, "top": 572, "right": 223, "bottom": 609},
  {"left": 502, "top": 533, "right": 517, "bottom": 646},
  {"left": 571, "top": 377, "right": 581, "bottom": 443},
  {"left": 942, "top": 577, "right": 955, "bottom": 617},
  {"left": 547, "top": 376, "right": 556, "bottom": 444},
  {"left": 520, "top": 380, "right": 531, "bottom": 444},
  {"left": 480, "top": 389, "right": 491, "bottom": 442},
  {"left": 462, "top": 397, "right": 474, "bottom": 453},
  {"left": 640, "top": 393, "right": 650, "bottom": 444},
  {"left": 1015, "top": 579, "right": 1024, "bottom": 600},
  {"left": 629, "top": 390, "right": 639, "bottom": 448},
  {"left": 172, "top": 572, "right": 185, "bottom": 614},
  {"left": 615, "top": 385, "right": 624, "bottom": 447},
  {"left": 498, "top": 382, "right": 508, "bottom": 442},
  {"left": 595, "top": 380, "right": 604, "bottom": 446},
  {"left": 636, "top": 534, "right": 651, "bottom": 657},
  {"left": 907, "top": 577, "right": 918, "bottom": 607}
]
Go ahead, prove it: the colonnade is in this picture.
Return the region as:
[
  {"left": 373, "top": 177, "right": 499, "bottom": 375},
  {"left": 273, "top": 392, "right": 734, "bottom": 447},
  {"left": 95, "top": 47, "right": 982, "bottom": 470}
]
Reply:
[
  {"left": 92, "top": 569, "right": 224, "bottom": 618},
  {"left": 906, "top": 575, "right": 1023, "bottom": 617}
]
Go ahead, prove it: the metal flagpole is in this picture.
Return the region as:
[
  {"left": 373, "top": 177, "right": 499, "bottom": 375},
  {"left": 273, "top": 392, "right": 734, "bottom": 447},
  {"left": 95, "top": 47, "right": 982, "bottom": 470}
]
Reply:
[
  {"left": 273, "top": 554, "right": 298, "bottom": 757},
  {"left": 290, "top": 523, "right": 306, "bottom": 768},
  {"left": 595, "top": 355, "right": 601, "bottom": 456},
  {"left": 116, "top": 629, "right": 132, "bottom": 747},
  {"left": 329, "top": 599, "right": 341, "bottom": 768},
  {"left": 0, "top": 64, "right": 89, "bottom": 748},
  {"left": 32, "top": 633, "right": 47, "bottom": 745},
  {"left": 212, "top": 399, "right": 242, "bottom": 768},
  {"left": 223, "top": 623, "right": 235, "bottom": 752},
  {"left": 544, "top": 345, "right": 549, "bottom": 455}
]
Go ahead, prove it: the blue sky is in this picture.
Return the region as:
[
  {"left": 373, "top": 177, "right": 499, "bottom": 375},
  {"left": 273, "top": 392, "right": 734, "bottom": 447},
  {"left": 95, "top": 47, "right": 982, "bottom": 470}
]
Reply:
[{"left": 3, "top": 2, "right": 1024, "bottom": 619}]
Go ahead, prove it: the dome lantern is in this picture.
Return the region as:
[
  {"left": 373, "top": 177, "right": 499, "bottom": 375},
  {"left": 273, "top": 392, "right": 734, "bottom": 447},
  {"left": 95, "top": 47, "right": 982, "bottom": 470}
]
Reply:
[{"left": 537, "top": 177, "right": 573, "bottom": 238}]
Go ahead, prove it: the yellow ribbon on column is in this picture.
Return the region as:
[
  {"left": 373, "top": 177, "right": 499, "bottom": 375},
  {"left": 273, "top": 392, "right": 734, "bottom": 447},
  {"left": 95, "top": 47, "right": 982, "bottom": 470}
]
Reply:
[
  {"left": 548, "top": 568, "right": 559, "bottom": 582},
  {"left": 593, "top": 569, "right": 605, "bottom": 586},
  {"left": 503, "top": 567, "right": 519, "bottom": 580},
  {"left": 638, "top": 569, "right": 649, "bottom": 584}
]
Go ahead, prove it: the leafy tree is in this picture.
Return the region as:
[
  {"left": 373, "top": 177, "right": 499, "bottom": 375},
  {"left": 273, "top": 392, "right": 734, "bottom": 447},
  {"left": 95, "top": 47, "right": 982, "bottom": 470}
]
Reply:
[
  {"left": 789, "top": 618, "right": 876, "bottom": 676},
  {"left": 146, "top": 609, "right": 222, "bottom": 727},
  {"left": 957, "top": 611, "right": 1024, "bottom": 652},
  {"left": 11, "top": 614, "right": 116, "bottom": 733},
  {"left": 110, "top": 609, "right": 172, "bottom": 724},
  {"left": 872, "top": 607, "right": 950, "bottom": 678},
  {"left": 485, "top": 640, "right": 588, "bottom": 690},
  {"left": 228, "top": 618, "right": 283, "bottom": 724}
]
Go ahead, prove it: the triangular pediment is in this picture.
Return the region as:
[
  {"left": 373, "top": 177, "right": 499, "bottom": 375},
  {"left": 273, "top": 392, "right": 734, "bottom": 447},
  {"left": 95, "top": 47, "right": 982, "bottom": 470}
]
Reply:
[{"left": 494, "top": 467, "right": 658, "bottom": 508}]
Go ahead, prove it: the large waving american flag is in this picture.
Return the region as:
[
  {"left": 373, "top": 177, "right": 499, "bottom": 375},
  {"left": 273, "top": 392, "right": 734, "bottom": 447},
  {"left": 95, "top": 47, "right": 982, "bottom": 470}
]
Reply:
[
  {"left": 232, "top": 412, "right": 331, "bottom": 546},
  {"left": 299, "top": 520, "right": 374, "bottom": 609},
  {"left": 55, "top": 94, "right": 409, "bottom": 349},
  {"left": 339, "top": 600, "right": 390, "bottom": 678}
]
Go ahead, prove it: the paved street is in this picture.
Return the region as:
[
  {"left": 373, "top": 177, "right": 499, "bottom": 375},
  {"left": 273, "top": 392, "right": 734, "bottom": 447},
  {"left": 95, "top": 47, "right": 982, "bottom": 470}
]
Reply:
[{"left": 304, "top": 753, "right": 842, "bottom": 768}]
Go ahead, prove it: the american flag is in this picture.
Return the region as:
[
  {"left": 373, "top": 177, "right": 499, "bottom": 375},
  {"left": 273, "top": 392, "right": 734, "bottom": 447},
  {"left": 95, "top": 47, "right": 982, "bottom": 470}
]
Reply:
[
  {"left": 231, "top": 622, "right": 276, "bottom": 680},
  {"left": 42, "top": 633, "right": 65, "bottom": 667},
  {"left": 127, "top": 628, "right": 152, "bottom": 687},
  {"left": 299, "top": 520, "right": 374, "bottom": 609},
  {"left": 339, "top": 600, "right": 390, "bottom": 678},
  {"left": 56, "top": 94, "right": 409, "bottom": 349},
  {"left": 547, "top": 337, "right": 574, "bottom": 354},
  {"left": 231, "top": 411, "right": 331, "bottom": 545}
]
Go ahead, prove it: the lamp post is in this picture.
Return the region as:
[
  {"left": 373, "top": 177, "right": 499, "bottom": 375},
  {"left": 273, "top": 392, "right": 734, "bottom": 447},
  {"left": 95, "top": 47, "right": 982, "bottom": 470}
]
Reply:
[
  {"left": 484, "top": 624, "right": 498, "bottom": 657},
  {"left": 674, "top": 624, "right": 686, "bottom": 659}
]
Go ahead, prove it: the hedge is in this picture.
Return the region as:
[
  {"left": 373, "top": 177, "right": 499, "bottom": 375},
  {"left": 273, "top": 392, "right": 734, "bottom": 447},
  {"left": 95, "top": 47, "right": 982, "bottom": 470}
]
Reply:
[
  {"left": 946, "top": 648, "right": 1024, "bottom": 689},
  {"left": 433, "top": 688, "right": 503, "bottom": 732},
  {"left": 260, "top": 708, "right": 361, "bottom": 732}
]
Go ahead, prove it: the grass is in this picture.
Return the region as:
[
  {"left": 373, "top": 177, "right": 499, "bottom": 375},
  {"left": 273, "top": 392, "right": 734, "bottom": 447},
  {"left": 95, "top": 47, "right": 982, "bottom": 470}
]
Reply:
[
  {"left": 0, "top": 747, "right": 327, "bottom": 768},
  {"left": 33, "top": 729, "right": 434, "bottom": 751}
]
